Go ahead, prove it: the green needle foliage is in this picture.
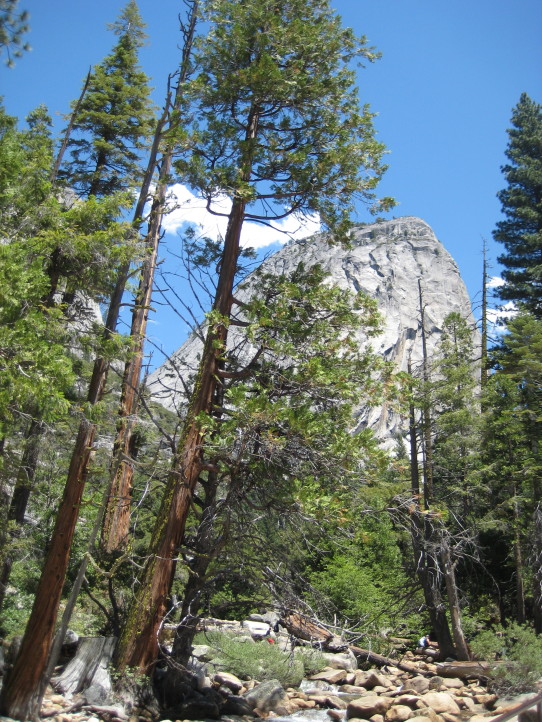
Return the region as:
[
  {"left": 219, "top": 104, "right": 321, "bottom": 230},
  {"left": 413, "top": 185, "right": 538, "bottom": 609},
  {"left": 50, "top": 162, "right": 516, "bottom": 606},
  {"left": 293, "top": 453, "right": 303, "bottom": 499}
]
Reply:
[
  {"left": 494, "top": 93, "right": 542, "bottom": 318},
  {"left": 176, "top": 0, "right": 394, "bottom": 238},
  {"left": 60, "top": 0, "right": 156, "bottom": 198},
  {"left": 0, "top": 0, "right": 29, "bottom": 67}
]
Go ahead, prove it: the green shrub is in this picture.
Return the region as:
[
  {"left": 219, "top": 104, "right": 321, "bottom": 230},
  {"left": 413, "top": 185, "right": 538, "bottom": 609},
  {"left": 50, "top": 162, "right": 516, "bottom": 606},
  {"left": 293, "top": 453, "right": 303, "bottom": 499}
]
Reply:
[
  {"left": 193, "top": 631, "right": 326, "bottom": 687},
  {"left": 470, "top": 622, "right": 542, "bottom": 695}
]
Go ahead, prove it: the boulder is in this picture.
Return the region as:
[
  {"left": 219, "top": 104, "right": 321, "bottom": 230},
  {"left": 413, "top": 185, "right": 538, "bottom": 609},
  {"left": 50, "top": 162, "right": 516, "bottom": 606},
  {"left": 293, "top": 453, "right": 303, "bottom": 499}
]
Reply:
[
  {"left": 418, "top": 692, "right": 461, "bottom": 715},
  {"left": 346, "top": 695, "right": 394, "bottom": 719},
  {"left": 310, "top": 668, "right": 349, "bottom": 684},
  {"left": 309, "top": 694, "right": 348, "bottom": 710},
  {"left": 403, "top": 677, "right": 430, "bottom": 694},
  {"left": 386, "top": 705, "right": 413, "bottom": 722},
  {"left": 395, "top": 694, "right": 422, "bottom": 709},
  {"left": 190, "top": 644, "right": 215, "bottom": 662},
  {"left": 440, "top": 678, "right": 465, "bottom": 690},
  {"left": 341, "top": 685, "right": 372, "bottom": 695},
  {"left": 213, "top": 671, "right": 244, "bottom": 694},
  {"left": 322, "top": 650, "right": 358, "bottom": 671},
  {"left": 242, "top": 620, "right": 272, "bottom": 638},
  {"left": 220, "top": 695, "right": 256, "bottom": 716},
  {"left": 243, "top": 679, "right": 289, "bottom": 714},
  {"left": 360, "top": 671, "right": 391, "bottom": 690}
]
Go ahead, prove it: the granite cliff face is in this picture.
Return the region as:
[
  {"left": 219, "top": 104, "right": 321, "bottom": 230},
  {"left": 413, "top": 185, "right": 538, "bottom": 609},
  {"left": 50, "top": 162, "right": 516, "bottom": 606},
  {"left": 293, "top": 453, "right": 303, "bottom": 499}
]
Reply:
[{"left": 147, "top": 216, "right": 478, "bottom": 445}]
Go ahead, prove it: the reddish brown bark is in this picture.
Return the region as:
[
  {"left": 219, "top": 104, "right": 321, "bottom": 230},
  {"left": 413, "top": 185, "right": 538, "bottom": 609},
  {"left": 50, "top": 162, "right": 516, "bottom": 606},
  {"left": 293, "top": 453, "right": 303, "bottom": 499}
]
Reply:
[
  {"left": 101, "top": 3, "right": 199, "bottom": 554},
  {"left": 114, "top": 104, "right": 259, "bottom": 674},
  {"left": 0, "top": 50, "right": 168, "bottom": 714},
  {"left": 114, "top": 195, "right": 249, "bottom": 672},
  {"left": 0, "top": 419, "right": 94, "bottom": 720}
]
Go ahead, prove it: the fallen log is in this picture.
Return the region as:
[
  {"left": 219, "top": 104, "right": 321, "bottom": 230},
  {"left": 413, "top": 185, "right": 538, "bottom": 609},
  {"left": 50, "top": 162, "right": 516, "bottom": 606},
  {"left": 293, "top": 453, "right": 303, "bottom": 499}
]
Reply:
[
  {"left": 349, "top": 645, "right": 434, "bottom": 677},
  {"left": 436, "top": 660, "right": 509, "bottom": 680},
  {"left": 280, "top": 613, "right": 333, "bottom": 645}
]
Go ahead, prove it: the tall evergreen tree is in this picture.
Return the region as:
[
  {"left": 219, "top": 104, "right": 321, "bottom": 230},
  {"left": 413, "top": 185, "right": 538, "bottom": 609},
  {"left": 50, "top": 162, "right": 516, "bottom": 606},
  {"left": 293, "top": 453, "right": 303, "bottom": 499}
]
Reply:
[
  {"left": 60, "top": 0, "right": 155, "bottom": 197},
  {"left": 114, "top": 0, "right": 392, "bottom": 674},
  {"left": 494, "top": 93, "right": 542, "bottom": 318}
]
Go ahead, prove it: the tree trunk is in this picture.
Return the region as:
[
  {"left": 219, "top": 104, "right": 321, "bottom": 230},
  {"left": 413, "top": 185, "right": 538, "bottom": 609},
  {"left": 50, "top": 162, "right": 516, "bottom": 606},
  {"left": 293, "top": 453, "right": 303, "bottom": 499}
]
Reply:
[
  {"left": 0, "top": 417, "right": 44, "bottom": 615},
  {"left": 52, "top": 637, "right": 116, "bottom": 696},
  {"left": 532, "top": 500, "right": 542, "bottom": 633},
  {"left": 101, "top": 0, "right": 199, "bottom": 550},
  {"left": 513, "top": 495, "right": 526, "bottom": 624},
  {"left": 0, "top": 418, "right": 95, "bottom": 720},
  {"left": 441, "top": 536, "right": 471, "bottom": 660},
  {"left": 171, "top": 471, "right": 225, "bottom": 668},
  {"left": 408, "top": 357, "right": 455, "bottom": 659},
  {"left": 114, "top": 104, "right": 260, "bottom": 674}
]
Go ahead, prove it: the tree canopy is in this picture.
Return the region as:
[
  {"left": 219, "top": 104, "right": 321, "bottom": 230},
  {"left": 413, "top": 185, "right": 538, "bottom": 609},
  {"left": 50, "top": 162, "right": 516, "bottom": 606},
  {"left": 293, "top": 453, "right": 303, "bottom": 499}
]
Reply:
[{"left": 494, "top": 93, "right": 542, "bottom": 317}]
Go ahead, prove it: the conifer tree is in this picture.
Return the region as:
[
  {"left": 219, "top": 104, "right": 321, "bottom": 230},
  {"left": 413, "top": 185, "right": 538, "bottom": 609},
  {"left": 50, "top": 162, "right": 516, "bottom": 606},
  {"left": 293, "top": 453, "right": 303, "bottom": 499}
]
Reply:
[
  {"left": 114, "top": 0, "right": 392, "bottom": 674},
  {"left": 60, "top": 0, "right": 155, "bottom": 197},
  {"left": 0, "top": 0, "right": 29, "bottom": 67},
  {"left": 488, "top": 312, "right": 542, "bottom": 629},
  {"left": 494, "top": 93, "right": 542, "bottom": 318}
]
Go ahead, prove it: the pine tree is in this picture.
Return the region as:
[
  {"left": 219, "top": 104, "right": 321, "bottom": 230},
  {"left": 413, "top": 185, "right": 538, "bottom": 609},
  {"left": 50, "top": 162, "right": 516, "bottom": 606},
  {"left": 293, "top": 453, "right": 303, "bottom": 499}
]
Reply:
[
  {"left": 60, "top": 0, "right": 155, "bottom": 197},
  {"left": 494, "top": 93, "right": 542, "bottom": 318},
  {"left": 0, "top": 0, "right": 29, "bottom": 67},
  {"left": 114, "top": 0, "right": 392, "bottom": 673}
]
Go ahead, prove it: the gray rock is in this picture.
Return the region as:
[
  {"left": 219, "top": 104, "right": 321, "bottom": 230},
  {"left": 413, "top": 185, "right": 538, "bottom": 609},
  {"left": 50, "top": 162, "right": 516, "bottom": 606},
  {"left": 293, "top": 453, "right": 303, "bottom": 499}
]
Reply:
[
  {"left": 243, "top": 679, "right": 288, "bottom": 713},
  {"left": 321, "top": 650, "right": 358, "bottom": 671},
  {"left": 147, "top": 217, "right": 478, "bottom": 448},
  {"left": 403, "top": 676, "right": 431, "bottom": 694},
  {"left": 220, "top": 695, "right": 256, "bottom": 716}
]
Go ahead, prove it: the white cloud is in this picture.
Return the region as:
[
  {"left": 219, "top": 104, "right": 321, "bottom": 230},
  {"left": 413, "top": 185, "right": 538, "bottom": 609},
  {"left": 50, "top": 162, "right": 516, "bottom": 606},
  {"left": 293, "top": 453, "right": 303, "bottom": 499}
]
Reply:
[
  {"left": 487, "top": 276, "right": 505, "bottom": 288},
  {"left": 487, "top": 301, "right": 517, "bottom": 327},
  {"left": 161, "top": 183, "right": 321, "bottom": 249}
]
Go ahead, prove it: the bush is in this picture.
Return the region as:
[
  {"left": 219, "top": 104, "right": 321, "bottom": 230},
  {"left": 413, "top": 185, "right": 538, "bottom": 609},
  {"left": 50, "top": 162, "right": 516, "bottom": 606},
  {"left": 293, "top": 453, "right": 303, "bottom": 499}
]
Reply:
[
  {"left": 193, "top": 631, "right": 326, "bottom": 687},
  {"left": 470, "top": 622, "right": 542, "bottom": 695}
]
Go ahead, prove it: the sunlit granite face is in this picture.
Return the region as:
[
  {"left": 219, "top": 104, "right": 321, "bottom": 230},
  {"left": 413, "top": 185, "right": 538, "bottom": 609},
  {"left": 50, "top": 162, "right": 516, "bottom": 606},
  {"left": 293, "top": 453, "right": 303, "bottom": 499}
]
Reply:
[{"left": 147, "top": 217, "right": 479, "bottom": 447}]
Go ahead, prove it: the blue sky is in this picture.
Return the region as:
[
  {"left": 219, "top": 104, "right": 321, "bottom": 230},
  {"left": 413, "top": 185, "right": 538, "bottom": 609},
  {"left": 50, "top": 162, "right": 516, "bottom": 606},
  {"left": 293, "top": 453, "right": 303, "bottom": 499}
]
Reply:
[{"left": 2, "top": 0, "right": 541, "bottom": 361}]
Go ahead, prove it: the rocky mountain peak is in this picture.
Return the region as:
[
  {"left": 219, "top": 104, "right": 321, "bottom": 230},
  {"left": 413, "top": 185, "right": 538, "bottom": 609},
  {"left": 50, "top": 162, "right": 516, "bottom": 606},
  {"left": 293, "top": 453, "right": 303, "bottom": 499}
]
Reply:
[{"left": 147, "top": 216, "right": 479, "bottom": 446}]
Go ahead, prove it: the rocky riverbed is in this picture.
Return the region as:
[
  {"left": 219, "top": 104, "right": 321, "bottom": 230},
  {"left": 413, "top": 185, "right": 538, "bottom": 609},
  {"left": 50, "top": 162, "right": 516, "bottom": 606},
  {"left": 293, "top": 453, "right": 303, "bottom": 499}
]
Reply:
[{"left": 26, "top": 641, "right": 541, "bottom": 722}]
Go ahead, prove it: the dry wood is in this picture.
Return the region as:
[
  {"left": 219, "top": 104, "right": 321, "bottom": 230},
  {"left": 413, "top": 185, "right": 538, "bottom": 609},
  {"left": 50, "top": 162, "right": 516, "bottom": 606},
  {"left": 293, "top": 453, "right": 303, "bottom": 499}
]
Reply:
[
  {"left": 52, "top": 637, "right": 115, "bottom": 695},
  {"left": 435, "top": 660, "right": 507, "bottom": 679},
  {"left": 349, "top": 645, "right": 433, "bottom": 677},
  {"left": 280, "top": 613, "right": 333, "bottom": 644}
]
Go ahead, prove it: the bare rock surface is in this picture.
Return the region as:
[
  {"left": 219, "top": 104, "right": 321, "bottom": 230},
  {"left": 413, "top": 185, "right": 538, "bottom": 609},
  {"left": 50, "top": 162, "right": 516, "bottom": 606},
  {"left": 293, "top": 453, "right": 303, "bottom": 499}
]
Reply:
[{"left": 147, "top": 217, "right": 478, "bottom": 447}]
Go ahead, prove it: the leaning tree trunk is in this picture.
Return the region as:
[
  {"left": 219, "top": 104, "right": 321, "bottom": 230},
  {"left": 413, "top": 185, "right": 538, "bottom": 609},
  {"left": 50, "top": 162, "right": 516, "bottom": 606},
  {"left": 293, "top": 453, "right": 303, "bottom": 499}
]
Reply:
[
  {"left": 0, "top": 65, "right": 168, "bottom": 722},
  {"left": 441, "top": 535, "right": 471, "bottom": 660},
  {"left": 0, "top": 417, "right": 96, "bottom": 721},
  {"left": 101, "top": 2, "right": 199, "bottom": 553},
  {"left": 114, "top": 104, "right": 260, "bottom": 676},
  {"left": 408, "top": 353, "right": 455, "bottom": 659}
]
